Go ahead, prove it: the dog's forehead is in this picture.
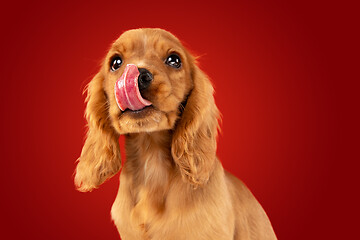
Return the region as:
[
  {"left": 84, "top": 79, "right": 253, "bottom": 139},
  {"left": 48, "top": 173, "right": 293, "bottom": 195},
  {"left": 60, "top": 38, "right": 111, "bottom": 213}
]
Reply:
[{"left": 112, "top": 28, "right": 183, "bottom": 53}]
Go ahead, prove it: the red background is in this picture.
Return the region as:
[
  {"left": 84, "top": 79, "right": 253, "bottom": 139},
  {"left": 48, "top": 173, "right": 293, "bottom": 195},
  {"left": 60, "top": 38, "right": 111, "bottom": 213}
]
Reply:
[{"left": 1, "top": 0, "right": 358, "bottom": 239}]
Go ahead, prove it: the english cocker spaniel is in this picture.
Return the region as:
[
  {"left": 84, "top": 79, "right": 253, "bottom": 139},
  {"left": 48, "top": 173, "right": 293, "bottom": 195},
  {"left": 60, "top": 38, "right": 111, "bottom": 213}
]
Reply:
[{"left": 74, "top": 28, "right": 277, "bottom": 240}]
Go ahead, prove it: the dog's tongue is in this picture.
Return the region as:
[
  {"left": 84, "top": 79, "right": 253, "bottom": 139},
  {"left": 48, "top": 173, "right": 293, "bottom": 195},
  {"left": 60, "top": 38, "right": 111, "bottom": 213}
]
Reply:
[{"left": 114, "top": 64, "right": 152, "bottom": 111}]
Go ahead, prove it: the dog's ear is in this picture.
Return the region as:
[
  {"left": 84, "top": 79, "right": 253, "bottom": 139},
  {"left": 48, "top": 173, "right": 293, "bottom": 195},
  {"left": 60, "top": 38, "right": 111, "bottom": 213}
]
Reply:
[
  {"left": 74, "top": 72, "right": 121, "bottom": 192},
  {"left": 171, "top": 64, "right": 220, "bottom": 187}
]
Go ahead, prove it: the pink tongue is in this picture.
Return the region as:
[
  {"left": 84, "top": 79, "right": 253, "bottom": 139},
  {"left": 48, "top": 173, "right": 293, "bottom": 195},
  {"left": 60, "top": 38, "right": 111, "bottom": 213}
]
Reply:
[{"left": 114, "top": 64, "right": 152, "bottom": 111}]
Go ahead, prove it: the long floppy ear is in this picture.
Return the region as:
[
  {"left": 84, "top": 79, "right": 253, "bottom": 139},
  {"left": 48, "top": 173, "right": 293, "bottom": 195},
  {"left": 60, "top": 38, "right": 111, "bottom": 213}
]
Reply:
[
  {"left": 74, "top": 72, "right": 121, "bottom": 192},
  {"left": 171, "top": 64, "right": 220, "bottom": 187}
]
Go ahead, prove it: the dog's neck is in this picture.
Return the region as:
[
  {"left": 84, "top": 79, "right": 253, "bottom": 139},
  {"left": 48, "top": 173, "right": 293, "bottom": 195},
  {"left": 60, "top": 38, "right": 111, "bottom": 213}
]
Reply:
[{"left": 124, "top": 130, "right": 174, "bottom": 193}]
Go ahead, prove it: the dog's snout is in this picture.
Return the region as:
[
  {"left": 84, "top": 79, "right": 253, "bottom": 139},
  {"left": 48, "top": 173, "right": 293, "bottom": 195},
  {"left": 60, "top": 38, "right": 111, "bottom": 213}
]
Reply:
[{"left": 138, "top": 68, "right": 153, "bottom": 90}]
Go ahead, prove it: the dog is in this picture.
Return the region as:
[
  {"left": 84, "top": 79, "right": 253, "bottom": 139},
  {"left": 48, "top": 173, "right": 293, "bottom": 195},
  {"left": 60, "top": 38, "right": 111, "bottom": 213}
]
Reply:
[{"left": 74, "top": 28, "right": 277, "bottom": 240}]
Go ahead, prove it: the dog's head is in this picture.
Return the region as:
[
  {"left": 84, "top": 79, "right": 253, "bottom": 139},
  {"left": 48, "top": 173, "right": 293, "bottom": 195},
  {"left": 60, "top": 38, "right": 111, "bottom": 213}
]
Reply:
[{"left": 75, "top": 28, "right": 219, "bottom": 191}]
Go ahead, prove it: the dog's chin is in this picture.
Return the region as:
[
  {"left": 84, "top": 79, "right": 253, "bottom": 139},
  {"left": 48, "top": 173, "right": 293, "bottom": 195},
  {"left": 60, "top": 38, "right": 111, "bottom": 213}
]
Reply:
[{"left": 116, "top": 105, "right": 177, "bottom": 134}]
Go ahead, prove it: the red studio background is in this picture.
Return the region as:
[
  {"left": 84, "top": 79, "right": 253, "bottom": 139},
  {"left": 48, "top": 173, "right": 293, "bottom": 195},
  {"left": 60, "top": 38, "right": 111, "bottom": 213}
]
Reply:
[{"left": 1, "top": 0, "right": 358, "bottom": 239}]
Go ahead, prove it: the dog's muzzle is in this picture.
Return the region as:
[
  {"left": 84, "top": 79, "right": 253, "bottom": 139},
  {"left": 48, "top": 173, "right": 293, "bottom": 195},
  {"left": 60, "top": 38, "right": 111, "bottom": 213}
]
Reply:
[{"left": 114, "top": 64, "right": 152, "bottom": 111}]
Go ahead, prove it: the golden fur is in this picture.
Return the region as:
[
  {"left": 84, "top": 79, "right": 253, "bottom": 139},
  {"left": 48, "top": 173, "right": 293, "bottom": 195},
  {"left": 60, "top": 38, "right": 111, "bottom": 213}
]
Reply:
[{"left": 74, "top": 28, "right": 277, "bottom": 240}]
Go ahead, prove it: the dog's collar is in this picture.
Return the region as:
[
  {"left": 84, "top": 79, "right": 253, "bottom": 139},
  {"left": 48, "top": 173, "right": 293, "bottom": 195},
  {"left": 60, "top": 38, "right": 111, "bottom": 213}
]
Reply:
[{"left": 178, "top": 91, "right": 191, "bottom": 115}]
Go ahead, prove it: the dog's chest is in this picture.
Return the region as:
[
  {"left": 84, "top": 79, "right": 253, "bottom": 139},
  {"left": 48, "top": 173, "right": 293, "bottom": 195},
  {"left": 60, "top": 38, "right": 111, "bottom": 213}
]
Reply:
[
  {"left": 111, "top": 154, "right": 172, "bottom": 239},
  {"left": 112, "top": 184, "right": 168, "bottom": 239}
]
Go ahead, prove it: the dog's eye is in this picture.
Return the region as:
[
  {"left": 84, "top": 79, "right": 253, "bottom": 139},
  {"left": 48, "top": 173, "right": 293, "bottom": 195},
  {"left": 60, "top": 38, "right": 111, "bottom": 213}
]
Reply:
[
  {"left": 165, "top": 54, "right": 181, "bottom": 68},
  {"left": 110, "top": 56, "right": 123, "bottom": 71}
]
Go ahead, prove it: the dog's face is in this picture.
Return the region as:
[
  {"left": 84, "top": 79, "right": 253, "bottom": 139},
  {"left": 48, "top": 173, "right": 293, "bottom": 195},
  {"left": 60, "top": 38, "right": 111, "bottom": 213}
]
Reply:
[{"left": 101, "top": 29, "right": 193, "bottom": 134}]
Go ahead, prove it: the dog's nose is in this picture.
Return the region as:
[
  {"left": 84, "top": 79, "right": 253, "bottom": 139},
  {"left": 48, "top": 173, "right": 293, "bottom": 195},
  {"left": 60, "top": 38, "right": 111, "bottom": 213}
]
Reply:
[{"left": 138, "top": 68, "right": 153, "bottom": 90}]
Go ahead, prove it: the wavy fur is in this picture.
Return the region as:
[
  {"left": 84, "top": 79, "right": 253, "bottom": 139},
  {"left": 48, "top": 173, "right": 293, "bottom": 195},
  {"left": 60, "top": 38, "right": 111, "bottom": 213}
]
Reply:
[
  {"left": 172, "top": 64, "right": 220, "bottom": 186},
  {"left": 74, "top": 72, "right": 121, "bottom": 192}
]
